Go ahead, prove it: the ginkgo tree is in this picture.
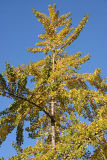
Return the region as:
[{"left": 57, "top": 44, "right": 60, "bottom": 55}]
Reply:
[{"left": 0, "top": 4, "right": 107, "bottom": 160}]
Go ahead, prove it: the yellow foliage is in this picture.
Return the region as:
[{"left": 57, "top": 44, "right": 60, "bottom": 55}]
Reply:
[{"left": 0, "top": 3, "right": 106, "bottom": 160}]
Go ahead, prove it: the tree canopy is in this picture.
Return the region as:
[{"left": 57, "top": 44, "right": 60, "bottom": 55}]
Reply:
[{"left": 0, "top": 4, "right": 107, "bottom": 160}]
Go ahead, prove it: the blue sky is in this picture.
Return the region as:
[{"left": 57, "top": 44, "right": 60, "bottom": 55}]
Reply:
[{"left": 0, "top": 0, "right": 107, "bottom": 159}]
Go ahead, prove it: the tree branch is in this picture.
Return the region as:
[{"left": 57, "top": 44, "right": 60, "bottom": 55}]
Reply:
[{"left": 4, "top": 91, "right": 54, "bottom": 122}]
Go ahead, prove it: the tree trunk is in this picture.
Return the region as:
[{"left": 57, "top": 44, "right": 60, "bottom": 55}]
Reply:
[
  {"left": 51, "top": 99, "right": 55, "bottom": 148},
  {"left": 51, "top": 51, "right": 56, "bottom": 149}
]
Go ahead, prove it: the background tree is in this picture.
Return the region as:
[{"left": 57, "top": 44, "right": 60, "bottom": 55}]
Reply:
[{"left": 0, "top": 4, "right": 107, "bottom": 160}]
